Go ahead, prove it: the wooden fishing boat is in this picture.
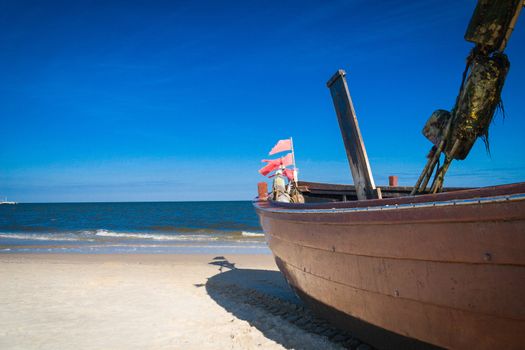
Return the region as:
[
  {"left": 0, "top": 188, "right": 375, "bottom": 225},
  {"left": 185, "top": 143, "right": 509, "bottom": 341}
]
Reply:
[
  {"left": 254, "top": 182, "right": 525, "bottom": 349},
  {"left": 254, "top": 2, "right": 525, "bottom": 348}
]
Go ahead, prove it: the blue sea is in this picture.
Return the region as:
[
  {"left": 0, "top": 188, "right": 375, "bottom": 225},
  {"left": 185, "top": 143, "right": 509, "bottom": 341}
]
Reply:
[{"left": 0, "top": 201, "right": 269, "bottom": 254}]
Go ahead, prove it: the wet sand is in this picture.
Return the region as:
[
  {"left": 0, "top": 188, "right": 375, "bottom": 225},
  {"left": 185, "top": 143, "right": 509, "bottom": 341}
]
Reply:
[{"left": 0, "top": 254, "right": 348, "bottom": 350}]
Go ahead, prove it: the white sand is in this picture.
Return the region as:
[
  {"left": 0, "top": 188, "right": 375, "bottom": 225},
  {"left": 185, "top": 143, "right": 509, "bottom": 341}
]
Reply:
[{"left": 0, "top": 254, "right": 342, "bottom": 350}]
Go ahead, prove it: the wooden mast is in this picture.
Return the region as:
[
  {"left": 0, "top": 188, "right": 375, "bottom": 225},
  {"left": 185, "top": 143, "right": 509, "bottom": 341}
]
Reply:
[{"left": 327, "top": 69, "right": 381, "bottom": 200}]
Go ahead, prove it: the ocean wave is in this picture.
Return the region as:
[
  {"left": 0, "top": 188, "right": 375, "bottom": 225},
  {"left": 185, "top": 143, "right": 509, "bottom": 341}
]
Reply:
[
  {"left": 90, "top": 229, "right": 218, "bottom": 241},
  {"left": 0, "top": 228, "right": 265, "bottom": 244},
  {"left": 143, "top": 226, "right": 211, "bottom": 233},
  {"left": 241, "top": 231, "right": 265, "bottom": 237},
  {"left": 143, "top": 225, "right": 263, "bottom": 234},
  {"left": 0, "top": 233, "right": 89, "bottom": 242}
]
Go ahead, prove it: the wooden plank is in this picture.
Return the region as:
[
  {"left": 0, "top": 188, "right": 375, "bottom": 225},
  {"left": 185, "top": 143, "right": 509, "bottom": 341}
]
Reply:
[
  {"left": 269, "top": 236, "right": 525, "bottom": 319},
  {"left": 327, "top": 69, "right": 380, "bottom": 200},
  {"left": 279, "top": 259, "right": 525, "bottom": 350}
]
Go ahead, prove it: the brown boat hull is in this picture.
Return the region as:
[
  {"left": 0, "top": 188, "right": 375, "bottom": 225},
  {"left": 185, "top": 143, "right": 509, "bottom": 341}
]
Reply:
[{"left": 254, "top": 183, "right": 525, "bottom": 349}]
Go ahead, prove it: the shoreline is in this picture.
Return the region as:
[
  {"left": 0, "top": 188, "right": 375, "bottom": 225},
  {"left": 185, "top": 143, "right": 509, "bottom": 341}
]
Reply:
[
  {"left": 0, "top": 236, "right": 270, "bottom": 255},
  {"left": 0, "top": 253, "right": 348, "bottom": 350},
  {"left": 0, "top": 244, "right": 271, "bottom": 255},
  {"left": 0, "top": 253, "right": 274, "bottom": 265}
]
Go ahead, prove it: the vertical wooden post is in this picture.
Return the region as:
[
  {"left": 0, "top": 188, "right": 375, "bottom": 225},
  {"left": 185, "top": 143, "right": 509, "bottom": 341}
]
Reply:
[
  {"left": 327, "top": 69, "right": 381, "bottom": 200},
  {"left": 257, "top": 182, "right": 268, "bottom": 200},
  {"left": 389, "top": 176, "right": 399, "bottom": 187}
]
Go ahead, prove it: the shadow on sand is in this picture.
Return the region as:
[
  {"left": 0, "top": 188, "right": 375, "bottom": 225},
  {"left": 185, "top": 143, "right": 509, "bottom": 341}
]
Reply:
[
  {"left": 204, "top": 256, "right": 443, "bottom": 350},
  {"left": 204, "top": 256, "right": 365, "bottom": 350}
]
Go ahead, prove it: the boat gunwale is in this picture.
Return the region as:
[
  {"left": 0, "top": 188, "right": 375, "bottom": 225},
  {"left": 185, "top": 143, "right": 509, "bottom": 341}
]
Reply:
[
  {"left": 257, "top": 192, "right": 525, "bottom": 215},
  {"left": 254, "top": 181, "right": 525, "bottom": 213}
]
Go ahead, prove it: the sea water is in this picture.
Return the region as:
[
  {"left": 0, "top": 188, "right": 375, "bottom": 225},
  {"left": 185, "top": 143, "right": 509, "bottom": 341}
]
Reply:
[{"left": 0, "top": 201, "right": 269, "bottom": 254}]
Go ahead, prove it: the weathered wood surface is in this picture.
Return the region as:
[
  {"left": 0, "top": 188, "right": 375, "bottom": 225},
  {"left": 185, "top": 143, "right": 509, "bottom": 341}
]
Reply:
[
  {"left": 254, "top": 182, "right": 525, "bottom": 349},
  {"left": 464, "top": 0, "right": 524, "bottom": 51},
  {"left": 327, "top": 70, "right": 380, "bottom": 200},
  {"left": 296, "top": 180, "right": 475, "bottom": 204},
  {"left": 297, "top": 180, "right": 414, "bottom": 202},
  {"left": 286, "top": 181, "right": 520, "bottom": 209}
]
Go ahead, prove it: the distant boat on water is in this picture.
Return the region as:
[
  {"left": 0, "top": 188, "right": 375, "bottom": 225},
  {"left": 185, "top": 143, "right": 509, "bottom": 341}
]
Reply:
[{"left": 0, "top": 197, "right": 16, "bottom": 205}]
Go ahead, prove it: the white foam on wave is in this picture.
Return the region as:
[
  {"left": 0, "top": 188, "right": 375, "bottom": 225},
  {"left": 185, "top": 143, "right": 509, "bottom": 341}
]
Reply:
[
  {"left": 0, "top": 233, "right": 85, "bottom": 242},
  {"left": 92, "top": 229, "right": 219, "bottom": 241},
  {"left": 0, "top": 229, "right": 264, "bottom": 243},
  {"left": 241, "top": 231, "right": 265, "bottom": 237}
]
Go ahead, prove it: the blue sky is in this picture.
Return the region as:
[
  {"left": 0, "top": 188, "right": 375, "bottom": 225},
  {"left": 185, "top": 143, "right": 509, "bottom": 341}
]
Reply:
[{"left": 1, "top": 0, "right": 524, "bottom": 202}]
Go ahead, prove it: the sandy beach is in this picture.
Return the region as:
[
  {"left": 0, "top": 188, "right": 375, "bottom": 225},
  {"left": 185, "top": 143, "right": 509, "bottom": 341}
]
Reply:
[{"left": 0, "top": 254, "right": 355, "bottom": 350}]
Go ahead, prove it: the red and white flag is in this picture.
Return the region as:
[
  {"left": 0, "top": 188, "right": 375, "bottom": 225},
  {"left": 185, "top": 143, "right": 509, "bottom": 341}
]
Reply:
[
  {"left": 258, "top": 158, "right": 282, "bottom": 176},
  {"left": 280, "top": 153, "right": 293, "bottom": 167},
  {"left": 283, "top": 168, "right": 295, "bottom": 181},
  {"left": 259, "top": 153, "right": 293, "bottom": 176},
  {"left": 269, "top": 138, "right": 292, "bottom": 155}
]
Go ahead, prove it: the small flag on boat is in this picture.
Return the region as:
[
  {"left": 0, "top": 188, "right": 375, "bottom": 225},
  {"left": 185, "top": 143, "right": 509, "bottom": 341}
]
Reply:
[
  {"left": 269, "top": 138, "right": 292, "bottom": 155},
  {"left": 283, "top": 168, "right": 295, "bottom": 181},
  {"left": 262, "top": 153, "right": 293, "bottom": 167},
  {"left": 258, "top": 160, "right": 281, "bottom": 176},
  {"left": 259, "top": 153, "right": 293, "bottom": 176}
]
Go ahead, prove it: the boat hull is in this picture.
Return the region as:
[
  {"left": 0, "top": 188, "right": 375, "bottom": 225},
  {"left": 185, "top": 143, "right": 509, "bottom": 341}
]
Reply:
[{"left": 254, "top": 183, "right": 525, "bottom": 349}]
